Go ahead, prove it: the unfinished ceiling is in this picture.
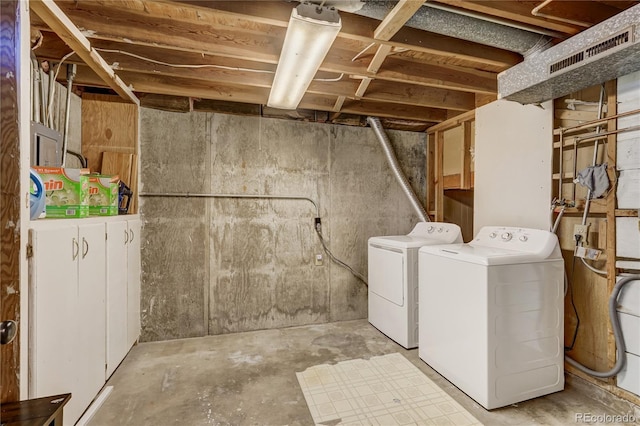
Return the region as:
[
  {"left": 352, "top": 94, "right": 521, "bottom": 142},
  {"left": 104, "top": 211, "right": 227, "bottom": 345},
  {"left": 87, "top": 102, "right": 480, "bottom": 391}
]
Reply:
[{"left": 30, "top": 0, "right": 639, "bottom": 129}]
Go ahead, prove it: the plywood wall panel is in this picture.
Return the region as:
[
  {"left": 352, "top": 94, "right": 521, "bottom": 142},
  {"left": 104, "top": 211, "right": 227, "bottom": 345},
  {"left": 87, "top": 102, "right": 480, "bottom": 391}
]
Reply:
[
  {"left": 81, "top": 93, "right": 137, "bottom": 173},
  {"left": 557, "top": 216, "right": 610, "bottom": 371}
]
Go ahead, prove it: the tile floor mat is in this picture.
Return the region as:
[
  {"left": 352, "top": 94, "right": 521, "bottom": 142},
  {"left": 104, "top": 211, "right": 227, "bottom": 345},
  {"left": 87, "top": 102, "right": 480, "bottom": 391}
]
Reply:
[{"left": 296, "top": 352, "right": 483, "bottom": 426}]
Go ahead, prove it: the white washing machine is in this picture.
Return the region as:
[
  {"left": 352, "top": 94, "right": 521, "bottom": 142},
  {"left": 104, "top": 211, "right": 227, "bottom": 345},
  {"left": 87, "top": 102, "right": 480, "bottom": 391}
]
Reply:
[
  {"left": 418, "top": 226, "right": 564, "bottom": 410},
  {"left": 368, "top": 222, "right": 462, "bottom": 349}
]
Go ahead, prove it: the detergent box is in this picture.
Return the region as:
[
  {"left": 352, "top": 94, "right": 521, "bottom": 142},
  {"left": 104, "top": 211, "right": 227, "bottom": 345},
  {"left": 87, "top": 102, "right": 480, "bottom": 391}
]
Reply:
[
  {"left": 88, "top": 174, "right": 119, "bottom": 216},
  {"left": 32, "top": 167, "right": 90, "bottom": 218}
]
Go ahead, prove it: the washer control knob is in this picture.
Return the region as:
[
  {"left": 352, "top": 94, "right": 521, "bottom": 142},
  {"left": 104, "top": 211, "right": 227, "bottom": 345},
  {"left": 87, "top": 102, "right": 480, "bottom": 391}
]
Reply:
[
  {"left": 519, "top": 235, "right": 528, "bottom": 242},
  {"left": 437, "top": 227, "right": 443, "bottom": 233},
  {"left": 501, "top": 232, "right": 513, "bottom": 241},
  {"left": 489, "top": 232, "right": 497, "bottom": 239},
  {"left": 427, "top": 226, "right": 435, "bottom": 233}
]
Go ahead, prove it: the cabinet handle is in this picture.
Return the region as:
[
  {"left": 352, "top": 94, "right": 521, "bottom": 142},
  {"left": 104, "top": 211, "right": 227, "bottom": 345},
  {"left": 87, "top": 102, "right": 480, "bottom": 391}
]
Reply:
[
  {"left": 129, "top": 229, "right": 134, "bottom": 243},
  {"left": 125, "top": 228, "right": 129, "bottom": 245},
  {"left": 82, "top": 237, "right": 89, "bottom": 259},
  {"left": 72, "top": 238, "right": 79, "bottom": 260}
]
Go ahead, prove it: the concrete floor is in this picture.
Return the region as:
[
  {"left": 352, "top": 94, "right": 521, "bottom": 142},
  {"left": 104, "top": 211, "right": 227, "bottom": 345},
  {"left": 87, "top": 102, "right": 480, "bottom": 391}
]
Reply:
[{"left": 88, "top": 320, "right": 640, "bottom": 425}]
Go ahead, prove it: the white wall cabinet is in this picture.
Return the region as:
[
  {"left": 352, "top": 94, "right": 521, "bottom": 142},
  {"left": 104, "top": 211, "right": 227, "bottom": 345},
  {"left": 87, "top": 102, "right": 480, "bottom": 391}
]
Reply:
[{"left": 29, "top": 216, "right": 141, "bottom": 425}]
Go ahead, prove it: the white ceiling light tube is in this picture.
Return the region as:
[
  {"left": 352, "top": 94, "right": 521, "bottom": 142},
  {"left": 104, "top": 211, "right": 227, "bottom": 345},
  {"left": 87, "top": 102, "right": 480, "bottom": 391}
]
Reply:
[{"left": 267, "top": 3, "right": 342, "bottom": 110}]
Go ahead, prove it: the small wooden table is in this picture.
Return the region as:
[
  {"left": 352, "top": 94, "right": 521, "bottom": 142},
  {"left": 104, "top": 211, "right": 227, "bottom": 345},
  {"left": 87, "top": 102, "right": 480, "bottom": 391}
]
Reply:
[{"left": 0, "top": 393, "right": 71, "bottom": 426}]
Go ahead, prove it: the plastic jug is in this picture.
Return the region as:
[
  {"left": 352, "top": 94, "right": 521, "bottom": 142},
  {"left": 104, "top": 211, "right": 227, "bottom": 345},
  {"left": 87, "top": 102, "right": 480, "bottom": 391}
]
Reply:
[{"left": 30, "top": 168, "right": 46, "bottom": 220}]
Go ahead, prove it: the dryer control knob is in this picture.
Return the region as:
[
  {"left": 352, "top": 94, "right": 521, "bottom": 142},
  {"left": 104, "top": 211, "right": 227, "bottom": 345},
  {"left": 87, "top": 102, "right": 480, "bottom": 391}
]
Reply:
[
  {"left": 489, "top": 232, "right": 497, "bottom": 239},
  {"left": 501, "top": 232, "right": 513, "bottom": 241},
  {"left": 437, "top": 227, "right": 443, "bottom": 233},
  {"left": 427, "top": 226, "right": 435, "bottom": 233},
  {"left": 519, "top": 235, "right": 528, "bottom": 242}
]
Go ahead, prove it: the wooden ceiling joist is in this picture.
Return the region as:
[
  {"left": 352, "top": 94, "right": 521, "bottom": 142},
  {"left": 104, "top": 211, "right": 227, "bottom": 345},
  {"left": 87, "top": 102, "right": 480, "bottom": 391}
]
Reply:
[
  {"left": 30, "top": 0, "right": 138, "bottom": 105},
  {"left": 355, "top": 0, "right": 424, "bottom": 104},
  {"left": 35, "top": 29, "right": 497, "bottom": 97},
  {"left": 41, "top": 0, "right": 521, "bottom": 68},
  {"left": 28, "top": 0, "right": 633, "bottom": 129},
  {"left": 69, "top": 65, "right": 448, "bottom": 123},
  {"left": 374, "top": 0, "right": 426, "bottom": 41}
]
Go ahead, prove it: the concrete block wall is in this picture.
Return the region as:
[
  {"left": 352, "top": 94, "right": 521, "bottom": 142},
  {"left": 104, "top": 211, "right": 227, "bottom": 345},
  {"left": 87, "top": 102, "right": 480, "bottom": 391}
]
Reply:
[{"left": 139, "top": 109, "right": 426, "bottom": 342}]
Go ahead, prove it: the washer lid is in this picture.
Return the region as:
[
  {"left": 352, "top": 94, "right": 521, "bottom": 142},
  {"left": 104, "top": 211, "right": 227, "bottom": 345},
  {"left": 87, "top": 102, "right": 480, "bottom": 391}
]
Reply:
[
  {"left": 368, "top": 222, "right": 462, "bottom": 249},
  {"left": 419, "top": 243, "right": 560, "bottom": 266}
]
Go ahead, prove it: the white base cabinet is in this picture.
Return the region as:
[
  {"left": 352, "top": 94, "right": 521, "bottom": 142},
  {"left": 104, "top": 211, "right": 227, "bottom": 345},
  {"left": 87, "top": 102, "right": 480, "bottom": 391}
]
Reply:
[
  {"left": 29, "top": 216, "right": 141, "bottom": 425},
  {"left": 106, "top": 218, "right": 141, "bottom": 378},
  {"left": 127, "top": 219, "right": 141, "bottom": 349}
]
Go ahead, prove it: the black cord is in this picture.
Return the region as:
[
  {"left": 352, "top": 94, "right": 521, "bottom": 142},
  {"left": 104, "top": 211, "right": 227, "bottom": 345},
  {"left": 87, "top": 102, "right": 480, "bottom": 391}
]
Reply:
[
  {"left": 565, "top": 255, "right": 580, "bottom": 352},
  {"left": 314, "top": 219, "right": 368, "bottom": 286}
]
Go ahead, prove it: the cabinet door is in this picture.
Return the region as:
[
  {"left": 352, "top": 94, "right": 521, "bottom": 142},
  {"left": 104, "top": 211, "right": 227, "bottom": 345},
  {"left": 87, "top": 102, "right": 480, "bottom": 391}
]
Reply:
[
  {"left": 74, "top": 223, "right": 106, "bottom": 420},
  {"left": 29, "top": 225, "right": 78, "bottom": 402},
  {"left": 127, "top": 219, "right": 141, "bottom": 347},
  {"left": 106, "top": 220, "right": 128, "bottom": 378}
]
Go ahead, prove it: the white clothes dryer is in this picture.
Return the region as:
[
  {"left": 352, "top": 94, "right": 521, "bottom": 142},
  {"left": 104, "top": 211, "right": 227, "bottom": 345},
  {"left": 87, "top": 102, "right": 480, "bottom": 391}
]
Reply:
[
  {"left": 418, "top": 226, "right": 564, "bottom": 409},
  {"left": 368, "top": 222, "right": 462, "bottom": 349}
]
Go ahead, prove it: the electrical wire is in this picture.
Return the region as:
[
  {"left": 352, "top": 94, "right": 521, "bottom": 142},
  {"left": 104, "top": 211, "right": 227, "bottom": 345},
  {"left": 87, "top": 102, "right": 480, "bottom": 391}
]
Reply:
[
  {"left": 351, "top": 42, "right": 376, "bottom": 62},
  {"left": 46, "top": 51, "right": 76, "bottom": 127},
  {"left": 94, "top": 48, "right": 343, "bottom": 82},
  {"left": 95, "top": 48, "right": 274, "bottom": 73},
  {"left": 565, "top": 256, "right": 580, "bottom": 351},
  {"left": 314, "top": 221, "right": 368, "bottom": 286},
  {"left": 31, "top": 31, "right": 43, "bottom": 51},
  {"left": 314, "top": 73, "right": 344, "bottom": 82}
]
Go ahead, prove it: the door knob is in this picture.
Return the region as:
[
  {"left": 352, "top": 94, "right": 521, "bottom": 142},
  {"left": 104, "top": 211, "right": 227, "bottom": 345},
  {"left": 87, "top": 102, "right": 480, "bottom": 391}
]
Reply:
[{"left": 0, "top": 320, "right": 17, "bottom": 345}]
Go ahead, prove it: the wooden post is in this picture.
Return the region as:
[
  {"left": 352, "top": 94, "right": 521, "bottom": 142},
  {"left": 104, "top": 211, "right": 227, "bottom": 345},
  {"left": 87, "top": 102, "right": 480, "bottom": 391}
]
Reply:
[
  {"left": 605, "top": 79, "right": 618, "bottom": 387},
  {"left": 435, "top": 130, "right": 444, "bottom": 221},
  {"left": 461, "top": 121, "right": 472, "bottom": 190},
  {"left": 0, "top": 0, "right": 21, "bottom": 402}
]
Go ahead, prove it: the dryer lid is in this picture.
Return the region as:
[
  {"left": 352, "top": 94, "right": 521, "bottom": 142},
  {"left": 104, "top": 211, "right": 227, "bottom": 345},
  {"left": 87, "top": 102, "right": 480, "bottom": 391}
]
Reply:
[{"left": 368, "top": 222, "right": 462, "bottom": 249}]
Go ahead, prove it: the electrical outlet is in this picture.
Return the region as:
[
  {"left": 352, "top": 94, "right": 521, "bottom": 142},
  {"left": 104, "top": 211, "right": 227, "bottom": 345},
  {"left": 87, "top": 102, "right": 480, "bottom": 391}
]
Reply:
[
  {"left": 315, "top": 254, "right": 323, "bottom": 266},
  {"left": 573, "top": 224, "right": 590, "bottom": 245}
]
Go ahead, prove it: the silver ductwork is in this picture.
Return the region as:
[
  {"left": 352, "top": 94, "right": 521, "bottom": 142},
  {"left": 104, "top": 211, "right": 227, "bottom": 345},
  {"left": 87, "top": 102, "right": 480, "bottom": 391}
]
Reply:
[
  {"left": 335, "top": 0, "right": 552, "bottom": 56},
  {"left": 367, "top": 117, "right": 430, "bottom": 223},
  {"left": 499, "top": 4, "right": 640, "bottom": 105}
]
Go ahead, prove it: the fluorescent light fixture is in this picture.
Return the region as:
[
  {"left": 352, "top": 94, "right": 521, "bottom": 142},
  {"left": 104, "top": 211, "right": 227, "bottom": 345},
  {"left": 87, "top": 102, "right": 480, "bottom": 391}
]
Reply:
[{"left": 267, "top": 3, "right": 341, "bottom": 110}]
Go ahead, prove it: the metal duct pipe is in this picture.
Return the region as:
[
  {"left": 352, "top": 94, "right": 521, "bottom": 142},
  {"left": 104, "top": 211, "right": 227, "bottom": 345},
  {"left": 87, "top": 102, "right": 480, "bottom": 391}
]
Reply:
[
  {"left": 367, "top": 116, "right": 430, "bottom": 222},
  {"left": 61, "top": 64, "right": 77, "bottom": 167},
  {"left": 348, "top": 1, "right": 552, "bottom": 56}
]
